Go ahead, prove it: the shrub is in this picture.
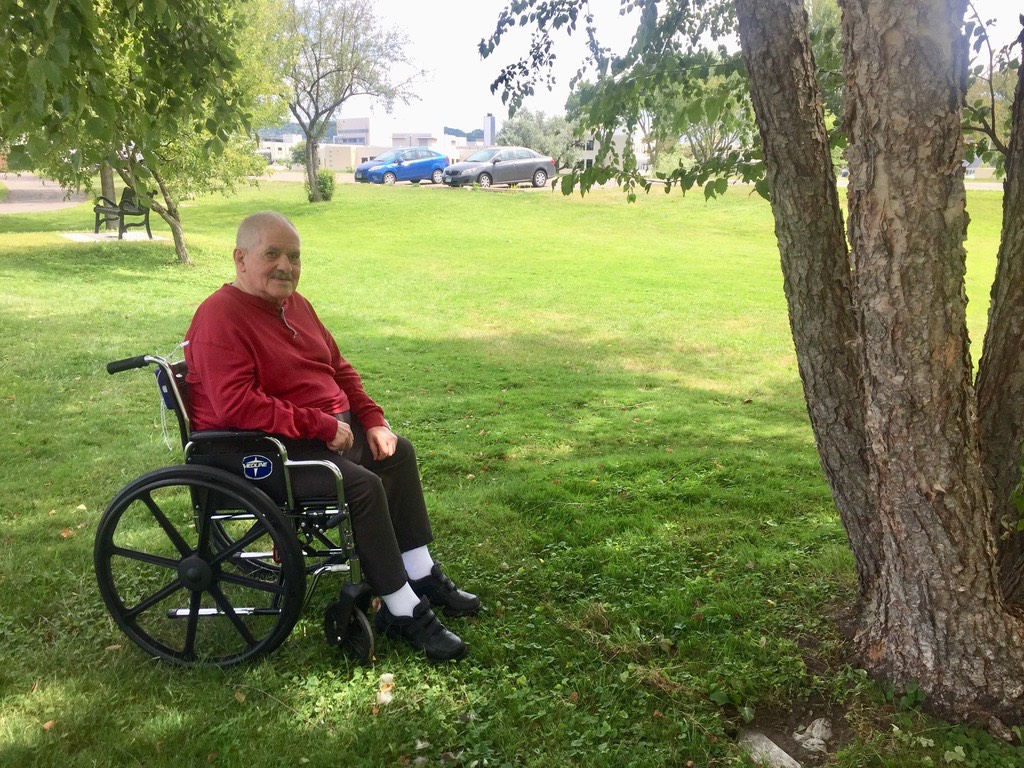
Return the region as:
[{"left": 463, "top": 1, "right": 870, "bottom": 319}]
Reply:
[{"left": 306, "top": 168, "right": 336, "bottom": 202}]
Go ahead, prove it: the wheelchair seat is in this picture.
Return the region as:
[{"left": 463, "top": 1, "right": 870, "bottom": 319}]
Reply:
[{"left": 94, "top": 353, "right": 373, "bottom": 668}]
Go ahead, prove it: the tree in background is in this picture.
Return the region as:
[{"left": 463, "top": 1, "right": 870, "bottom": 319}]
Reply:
[
  {"left": 486, "top": 0, "right": 1024, "bottom": 725},
  {"left": 962, "top": 5, "right": 1021, "bottom": 176},
  {"left": 285, "top": 0, "right": 419, "bottom": 201},
  {"left": 0, "top": 0, "right": 286, "bottom": 264},
  {"left": 496, "top": 108, "right": 580, "bottom": 169},
  {"left": 289, "top": 140, "right": 309, "bottom": 167}
]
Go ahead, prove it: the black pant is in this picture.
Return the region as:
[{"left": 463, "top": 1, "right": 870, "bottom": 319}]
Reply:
[{"left": 283, "top": 415, "right": 433, "bottom": 595}]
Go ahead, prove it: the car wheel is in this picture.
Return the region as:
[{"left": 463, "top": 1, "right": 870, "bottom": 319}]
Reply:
[
  {"left": 478, "top": 173, "right": 492, "bottom": 188},
  {"left": 383, "top": 172, "right": 397, "bottom": 185},
  {"left": 431, "top": 168, "right": 444, "bottom": 184},
  {"left": 532, "top": 169, "right": 548, "bottom": 188}
]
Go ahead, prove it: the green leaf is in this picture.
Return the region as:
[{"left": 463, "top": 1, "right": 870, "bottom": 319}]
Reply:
[{"left": 708, "top": 689, "right": 730, "bottom": 706}]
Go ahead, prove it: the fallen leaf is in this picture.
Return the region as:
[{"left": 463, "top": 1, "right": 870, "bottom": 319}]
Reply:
[
  {"left": 60, "top": 528, "right": 75, "bottom": 539},
  {"left": 75, "top": 504, "right": 87, "bottom": 511},
  {"left": 234, "top": 691, "right": 246, "bottom": 703},
  {"left": 105, "top": 644, "right": 123, "bottom": 652},
  {"left": 206, "top": 753, "right": 217, "bottom": 763},
  {"left": 42, "top": 720, "right": 56, "bottom": 731}
]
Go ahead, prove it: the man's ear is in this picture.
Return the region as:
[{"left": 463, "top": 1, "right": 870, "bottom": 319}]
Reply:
[{"left": 233, "top": 247, "right": 246, "bottom": 269}]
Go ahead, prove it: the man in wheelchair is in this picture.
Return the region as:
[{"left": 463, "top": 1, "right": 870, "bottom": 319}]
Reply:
[{"left": 182, "top": 210, "right": 479, "bottom": 662}]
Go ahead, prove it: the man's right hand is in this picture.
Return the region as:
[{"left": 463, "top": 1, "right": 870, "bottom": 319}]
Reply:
[{"left": 328, "top": 420, "right": 354, "bottom": 453}]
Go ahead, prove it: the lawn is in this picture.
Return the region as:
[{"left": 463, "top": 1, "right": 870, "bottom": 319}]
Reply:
[{"left": 0, "top": 181, "right": 1020, "bottom": 767}]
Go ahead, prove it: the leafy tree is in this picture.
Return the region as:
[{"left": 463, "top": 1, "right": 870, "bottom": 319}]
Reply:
[
  {"left": 496, "top": 108, "right": 580, "bottom": 168},
  {"left": 962, "top": 6, "right": 1021, "bottom": 176},
  {"left": 0, "top": 0, "right": 287, "bottom": 264},
  {"left": 290, "top": 140, "right": 309, "bottom": 167},
  {"left": 486, "top": 0, "right": 1024, "bottom": 725},
  {"left": 285, "top": 0, "right": 419, "bottom": 201}
]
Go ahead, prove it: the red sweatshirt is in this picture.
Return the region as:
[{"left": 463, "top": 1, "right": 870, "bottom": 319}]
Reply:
[{"left": 184, "top": 284, "right": 386, "bottom": 442}]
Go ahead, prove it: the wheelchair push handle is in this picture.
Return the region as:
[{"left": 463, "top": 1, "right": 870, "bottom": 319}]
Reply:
[{"left": 106, "top": 355, "right": 153, "bottom": 374}]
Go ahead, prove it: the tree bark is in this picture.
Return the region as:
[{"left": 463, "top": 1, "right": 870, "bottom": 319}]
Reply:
[
  {"left": 100, "top": 162, "right": 116, "bottom": 230},
  {"left": 150, "top": 168, "right": 191, "bottom": 265},
  {"left": 119, "top": 165, "right": 192, "bottom": 265},
  {"left": 841, "top": 0, "right": 1024, "bottom": 718},
  {"left": 735, "top": 0, "right": 879, "bottom": 592},
  {"left": 305, "top": 137, "right": 321, "bottom": 202},
  {"left": 975, "top": 25, "right": 1024, "bottom": 603},
  {"left": 735, "top": 0, "right": 1024, "bottom": 722}
]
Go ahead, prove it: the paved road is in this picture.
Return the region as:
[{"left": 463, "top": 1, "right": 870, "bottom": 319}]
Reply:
[
  {"left": 0, "top": 172, "right": 88, "bottom": 214},
  {"left": 0, "top": 169, "right": 1004, "bottom": 216}
]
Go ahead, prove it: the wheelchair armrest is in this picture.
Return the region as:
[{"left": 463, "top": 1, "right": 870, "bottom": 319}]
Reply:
[
  {"left": 189, "top": 429, "right": 271, "bottom": 442},
  {"left": 185, "top": 430, "right": 291, "bottom": 461}
]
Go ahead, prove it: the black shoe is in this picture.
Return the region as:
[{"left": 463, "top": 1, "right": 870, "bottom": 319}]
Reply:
[
  {"left": 410, "top": 564, "right": 482, "bottom": 617},
  {"left": 374, "top": 597, "right": 467, "bottom": 662}
]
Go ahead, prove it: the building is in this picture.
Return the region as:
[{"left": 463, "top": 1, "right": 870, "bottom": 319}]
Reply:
[
  {"left": 391, "top": 130, "right": 438, "bottom": 148},
  {"left": 483, "top": 113, "right": 496, "bottom": 146},
  {"left": 577, "top": 133, "right": 631, "bottom": 170},
  {"left": 334, "top": 118, "right": 370, "bottom": 146}
]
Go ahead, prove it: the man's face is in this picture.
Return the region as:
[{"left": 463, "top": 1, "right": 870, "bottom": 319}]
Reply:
[{"left": 233, "top": 220, "right": 301, "bottom": 304}]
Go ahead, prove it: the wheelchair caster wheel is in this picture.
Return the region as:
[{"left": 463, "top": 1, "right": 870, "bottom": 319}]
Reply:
[{"left": 324, "top": 601, "right": 374, "bottom": 664}]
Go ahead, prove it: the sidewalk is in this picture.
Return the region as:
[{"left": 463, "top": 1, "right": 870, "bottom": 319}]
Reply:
[{"left": 0, "top": 172, "right": 88, "bottom": 214}]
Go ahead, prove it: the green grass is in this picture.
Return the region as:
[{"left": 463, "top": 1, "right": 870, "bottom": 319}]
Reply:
[{"left": 1, "top": 182, "right": 1021, "bottom": 767}]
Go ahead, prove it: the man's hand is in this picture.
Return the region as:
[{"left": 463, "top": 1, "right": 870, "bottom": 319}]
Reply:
[
  {"left": 366, "top": 425, "right": 398, "bottom": 461},
  {"left": 328, "top": 420, "right": 354, "bottom": 452}
]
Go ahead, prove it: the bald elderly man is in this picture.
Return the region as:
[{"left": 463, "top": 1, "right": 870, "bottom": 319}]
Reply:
[{"left": 183, "top": 211, "right": 479, "bottom": 661}]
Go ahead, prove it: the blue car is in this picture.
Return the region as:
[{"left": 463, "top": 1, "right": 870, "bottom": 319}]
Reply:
[{"left": 354, "top": 147, "right": 450, "bottom": 185}]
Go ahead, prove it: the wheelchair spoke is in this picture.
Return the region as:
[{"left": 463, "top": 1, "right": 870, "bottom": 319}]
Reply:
[
  {"left": 182, "top": 590, "right": 202, "bottom": 658},
  {"left": 110, "top": 545, "right": 181, "bottom": 571},
  {"left": 217, "top": 569, "right": 289, "bottom": 596},
  {"left": 208, "top": 583, "right": 258, "bottom": 647},
  {"left": 191, "top": 485, "right": 215, "bottom": 558},
  {"left": 209, "top": 522, "right": 269, "bottom": 567},
  {"left": 140, "top": 492, "right": 193, "bottom": 557},
  {"left": 124, "top": 577, "right": 186, "bottom": 622}
]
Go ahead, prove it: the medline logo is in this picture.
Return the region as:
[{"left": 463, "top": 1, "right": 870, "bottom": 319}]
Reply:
[{"left": 242, "top": 455, "right": 273, "bottom": 480}]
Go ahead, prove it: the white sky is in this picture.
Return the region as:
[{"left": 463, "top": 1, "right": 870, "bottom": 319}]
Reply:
[{"left": 338, "top": 0, "right": 1022, "bottom": 139}]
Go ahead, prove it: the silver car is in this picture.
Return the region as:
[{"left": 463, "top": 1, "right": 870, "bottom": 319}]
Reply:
[{"left": 443, "top": 146, "right": 556, "bottom": 188}]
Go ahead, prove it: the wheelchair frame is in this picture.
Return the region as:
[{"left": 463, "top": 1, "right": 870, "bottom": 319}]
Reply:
[{"left": 94, "top": 353, "right": 374, "bottom": 667}]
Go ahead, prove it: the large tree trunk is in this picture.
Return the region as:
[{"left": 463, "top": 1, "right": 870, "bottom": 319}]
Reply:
[
  {"left": 305, "top": 135, "right": 322, "bottom": 202},
  {"left": 841, "top": 0, "right": 1024, "bottom": 719},
  {"left": 975, "top": 39, "right": 1024, "bottom": 603},
  {"left": 120, "top": 165, "right": 192, "bottom": 265},
  {"left": 734, "top": 0, "right": 878, "bottom": 592},
  {"left": 100, "top": 162, "right": 116, "bottom": 230},
  {"left": 736, "top": 0, "right": 1024, "bottom": 722}
]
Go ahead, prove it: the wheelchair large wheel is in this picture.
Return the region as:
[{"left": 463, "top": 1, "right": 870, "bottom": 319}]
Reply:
[{"left": 95, "top": 465, "right": 306, "bottom": 667}]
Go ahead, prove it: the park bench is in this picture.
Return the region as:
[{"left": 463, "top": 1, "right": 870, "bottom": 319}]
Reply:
[{"left": 93, "top": 188, "right": 152, "bottom": 239}]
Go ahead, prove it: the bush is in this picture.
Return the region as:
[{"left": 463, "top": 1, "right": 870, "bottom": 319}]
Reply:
[{"left": 306, "top": 169, "right": 336, "bottom": 202}]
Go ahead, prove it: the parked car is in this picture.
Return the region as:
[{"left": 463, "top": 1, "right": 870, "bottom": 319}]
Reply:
[
  {"left": 443, "top": 146, "right": 556, "bottom": 188},
  {"left": 354, "top": 147, "right": 450, "bottom": 184}
]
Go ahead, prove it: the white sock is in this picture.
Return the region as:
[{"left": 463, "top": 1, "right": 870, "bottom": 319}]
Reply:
[
  {"left": 381, "top": 583, "right": 421, "bottom": 617},
  {"left": 401, "top": 545, "right": 435, "bottom": 581}
]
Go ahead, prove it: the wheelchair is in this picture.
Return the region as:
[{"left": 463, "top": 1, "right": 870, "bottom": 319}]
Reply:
[{"left": 95, "top": 353, "right": 374, "bottom": 667}]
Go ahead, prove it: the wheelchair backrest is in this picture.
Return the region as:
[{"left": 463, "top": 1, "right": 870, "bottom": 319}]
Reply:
[{"left": 154, "top": 359, "right": 192, "bottom": 450}]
